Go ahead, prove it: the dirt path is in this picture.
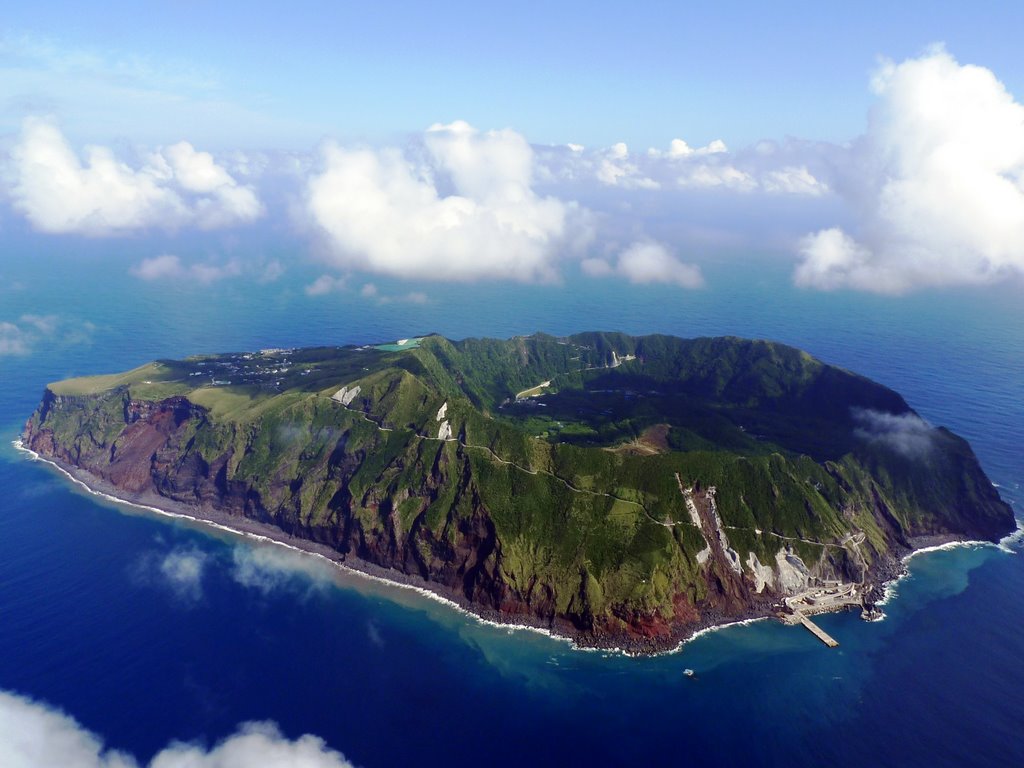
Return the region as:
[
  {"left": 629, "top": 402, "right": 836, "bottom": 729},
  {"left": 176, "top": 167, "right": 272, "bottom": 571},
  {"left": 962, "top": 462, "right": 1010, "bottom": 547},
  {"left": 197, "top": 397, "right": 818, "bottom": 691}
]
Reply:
[
  {"left": 331, "top": 395, "right": 679, "bottom": 528},
  {"left": 334, "top": 396, "right": 869, "bottom": 560}
]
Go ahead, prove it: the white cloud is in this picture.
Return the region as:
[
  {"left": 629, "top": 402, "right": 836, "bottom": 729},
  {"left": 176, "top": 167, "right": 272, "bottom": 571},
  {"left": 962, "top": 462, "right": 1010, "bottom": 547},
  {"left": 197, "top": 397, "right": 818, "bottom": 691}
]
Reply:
[
  {"left": 0, "top": 689, "right": 356, "bottom": 768},
  {"left": 132, "top": 548, "right": 208, "bottom": 602},
  {"left": 0, "top": 322, "right": 32, "bottom": 355},
  {"left": 795, "top": 47, "right": 1024, "bottom": 292},
  {"left": 9, "top": 119, "right": 263, "bottom": 235},
  {"left": 231, "top": 545, "right": 333, "bottom": 595},
  {"left": 617, "top": 241, "right": 705, "bottom": 288},
  {"left": 378, "top": 290, "right": 429, "bottom": 305},
  {"left": 356, "top": 280, "right": 428, "bottom": 303},
  {"left": 0, "top": 314, "right": 93, "bottom": 356},
  {"left": 794, "top": 228, "right": 873, "bottom": 290},
  {"left": 761, "top": 166, "right": 829, "bottom": 196},
  {"left": 305, "top": 274, "right": 347, "bottom": 296},
  {"left": 537, "top": 138, "right": 826, "bottom": 196},
  {"left": 149, "top": 722, "right": 356, "bottom": 768},
  {"left": 163, "top": 142, "right": 262, "bottom": 228},
  {"left": 356, "top": 282, "right": 428, "bottom": 304},
  {"left": 852, "top": 408, "right": 937, "bottom": 459},
  {"left": 305, "top": 120, "right": 589, "bottom": 282},
  {"left": 18, "top": 314, "right": 59, "bottom": 334},
  {"left": 594, "top": 142, "right": 660, "bottom": 189},
  {"left": 651, "top": 138, "right": 728, "bottom": 159},
  {"left": 678, "top": 163, "right": 757, "bottom": 192},
  {"left": 595, "top": 156, "right": 629, "bottom": 186},
  {"left": 157, "top": 549, "right": 208, "bottom": 601},
  {"left": 664, "top": 139, "right": 693, "bottom": 158},
  {"left": 164, "top": 142, "right": 236, "bottom": 193},
  {"left": 131, "top": 255, "right": 183, "bottom": 281},
  {"left": 0, "top": 690, "right": 134, "bottom": 768},
  {"left": 130, "top": 255, "right": 243, "bottom": 285},
  {"left": 583, "top": 241, "right": 704, "bottom": 289}
]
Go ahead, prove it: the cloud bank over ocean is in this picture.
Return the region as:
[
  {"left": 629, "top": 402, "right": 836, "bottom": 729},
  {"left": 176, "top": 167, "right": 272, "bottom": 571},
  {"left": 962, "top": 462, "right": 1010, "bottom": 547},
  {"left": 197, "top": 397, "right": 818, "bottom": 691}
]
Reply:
[
  {"left": 9, "top": 119, "right": 262, "bottom": 235},
  {"left": 0, "top": 314, "right": 95, "bottom": 357},
  {"left": 3, "top": 49, "right": 1024, "bottom": 294}
]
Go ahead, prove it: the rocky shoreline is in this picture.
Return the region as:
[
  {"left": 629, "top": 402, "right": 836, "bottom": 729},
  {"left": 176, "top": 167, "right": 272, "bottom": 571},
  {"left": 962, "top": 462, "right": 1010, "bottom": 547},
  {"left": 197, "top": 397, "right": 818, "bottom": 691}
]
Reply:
[{"left": 14, "top": 437, "right": 923, "bottom": 656}]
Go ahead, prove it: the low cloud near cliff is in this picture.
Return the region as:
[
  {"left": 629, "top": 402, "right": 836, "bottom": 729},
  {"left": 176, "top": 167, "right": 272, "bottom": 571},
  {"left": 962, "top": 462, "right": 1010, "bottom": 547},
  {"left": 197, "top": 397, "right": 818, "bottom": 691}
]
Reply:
[
  {"left": 852, "top": 408, "right": 937, "bottom": 459},
  {"left": 131, "top": 547, "right": 208, "bottom": 603},
  {"left": 230, "top": 544, "right": 334, "bottom": 597}
]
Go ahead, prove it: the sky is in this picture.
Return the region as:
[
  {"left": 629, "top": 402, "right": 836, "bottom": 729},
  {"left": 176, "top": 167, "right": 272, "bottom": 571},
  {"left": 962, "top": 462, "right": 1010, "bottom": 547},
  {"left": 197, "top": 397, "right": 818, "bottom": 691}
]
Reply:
[
  {"left": 2, "top": 0, "right": 1024, "bottom": 330},
  {"left": 5, "top": 2, "right": 1024, "bottom": 150},
  {"left": 4, "top": 7, "right": 1024, "bottom": 763}
]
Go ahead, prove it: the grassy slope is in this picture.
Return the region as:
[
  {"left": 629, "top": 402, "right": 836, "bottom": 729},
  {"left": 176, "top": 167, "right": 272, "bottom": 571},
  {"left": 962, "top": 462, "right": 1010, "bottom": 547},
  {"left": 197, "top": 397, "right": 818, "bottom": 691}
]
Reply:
[{"left": 31, "top": 332, "right": 1013, "bottom": 628}]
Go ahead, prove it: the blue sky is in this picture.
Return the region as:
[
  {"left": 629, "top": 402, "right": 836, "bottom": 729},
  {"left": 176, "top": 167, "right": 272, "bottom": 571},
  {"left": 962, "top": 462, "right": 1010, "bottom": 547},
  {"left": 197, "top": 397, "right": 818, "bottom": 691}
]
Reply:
[
  {"left": 2, "top": 1, "right": 1024, "bottom": 305},
  {"left": 5, "top": 1, "right": 1024, "bottom": 149}
]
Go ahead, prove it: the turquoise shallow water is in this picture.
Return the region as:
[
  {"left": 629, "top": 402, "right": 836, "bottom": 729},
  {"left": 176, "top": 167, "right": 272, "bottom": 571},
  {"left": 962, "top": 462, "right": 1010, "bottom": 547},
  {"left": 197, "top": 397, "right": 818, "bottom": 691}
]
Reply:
[{"left": 1, "top": 244, "right": 1022, "bottom": 766}]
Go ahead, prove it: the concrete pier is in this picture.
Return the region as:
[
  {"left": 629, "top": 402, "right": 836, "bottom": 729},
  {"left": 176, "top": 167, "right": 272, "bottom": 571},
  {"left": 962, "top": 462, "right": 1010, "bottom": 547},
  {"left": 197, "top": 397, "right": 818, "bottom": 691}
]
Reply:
[{"left": 796, "top": 612, "right": 839, "bottom": 648}]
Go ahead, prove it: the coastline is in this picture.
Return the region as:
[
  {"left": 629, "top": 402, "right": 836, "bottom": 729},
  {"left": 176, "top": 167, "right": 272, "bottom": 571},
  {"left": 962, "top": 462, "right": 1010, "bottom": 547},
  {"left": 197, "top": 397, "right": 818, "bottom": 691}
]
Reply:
[
  {"left": 13, "top": 436, "right": 1014, "bottom": 657},
  {"left": 874, "top": 524, "right": 1023, "bottom": 608},
  {"left": 15, "top": 437, "right": 760, "bottom": 656}
]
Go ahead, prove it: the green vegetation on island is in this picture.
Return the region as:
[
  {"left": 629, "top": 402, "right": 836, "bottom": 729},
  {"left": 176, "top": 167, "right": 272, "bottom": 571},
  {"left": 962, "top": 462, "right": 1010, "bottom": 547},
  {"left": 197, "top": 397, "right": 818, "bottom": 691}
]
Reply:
[{"left": 24, "top": 332, "right": 1015, "bottom": 650}]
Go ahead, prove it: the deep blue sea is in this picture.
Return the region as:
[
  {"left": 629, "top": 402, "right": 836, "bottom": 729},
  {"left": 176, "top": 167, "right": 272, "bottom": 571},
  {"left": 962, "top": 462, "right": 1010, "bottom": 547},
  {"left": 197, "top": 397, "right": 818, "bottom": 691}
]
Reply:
[{"left": 1, "top": 245, "right": 1022, "bottom": 766}]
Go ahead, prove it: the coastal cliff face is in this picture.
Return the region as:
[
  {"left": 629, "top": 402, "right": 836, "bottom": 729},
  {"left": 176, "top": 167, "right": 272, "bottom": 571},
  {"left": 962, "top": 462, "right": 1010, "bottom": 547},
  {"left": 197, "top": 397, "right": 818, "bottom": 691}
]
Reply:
[{"left": 23, "top": 333, "right": 1015, "bottom": 650}]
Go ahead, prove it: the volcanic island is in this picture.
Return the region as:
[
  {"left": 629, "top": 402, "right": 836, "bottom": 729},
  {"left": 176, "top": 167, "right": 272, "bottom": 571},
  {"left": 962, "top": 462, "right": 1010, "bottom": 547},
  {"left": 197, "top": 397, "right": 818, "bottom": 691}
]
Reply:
[{"left": 22, "top": 332, "right": 1015, "bottom": 653}]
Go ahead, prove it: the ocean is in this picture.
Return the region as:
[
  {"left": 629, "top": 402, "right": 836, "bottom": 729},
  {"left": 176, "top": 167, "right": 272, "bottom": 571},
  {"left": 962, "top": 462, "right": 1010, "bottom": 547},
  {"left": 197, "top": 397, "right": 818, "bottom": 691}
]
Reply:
[{"left": 1, "top": 245, "right": 1022, "bottom": 766}]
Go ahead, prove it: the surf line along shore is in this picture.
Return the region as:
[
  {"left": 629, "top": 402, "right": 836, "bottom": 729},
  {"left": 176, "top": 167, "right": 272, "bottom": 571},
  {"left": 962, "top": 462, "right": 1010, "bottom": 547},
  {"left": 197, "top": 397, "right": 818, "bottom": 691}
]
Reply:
[
  {"left": 13, "top": 438, "right": 771, "bottom": 657},
  {"left": 12, "top": 437, "right": 1003, "bottom": 656}
]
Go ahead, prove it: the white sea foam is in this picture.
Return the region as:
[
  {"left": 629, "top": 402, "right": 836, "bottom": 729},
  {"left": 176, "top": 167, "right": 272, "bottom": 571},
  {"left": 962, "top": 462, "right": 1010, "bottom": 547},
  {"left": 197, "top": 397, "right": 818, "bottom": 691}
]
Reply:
[
  {"left": 876, "top": 537, "right": 1004, "bottom": 606},
  {"left": 680, "top": 616, "right": 768, "bottom": 646},
  {"left": 902, "top": 539, "right": 990, "bottom": 562},
  {"left": 998, "top": 519, "right": 1024, "bottom": 553}
]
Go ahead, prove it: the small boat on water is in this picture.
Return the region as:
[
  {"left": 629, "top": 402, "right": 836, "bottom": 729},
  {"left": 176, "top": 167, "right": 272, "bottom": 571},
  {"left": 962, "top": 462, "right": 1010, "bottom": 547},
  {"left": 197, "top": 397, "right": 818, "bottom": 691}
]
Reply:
[{"left": 683, "top": 668, "right": 695, "bottom": 678}]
